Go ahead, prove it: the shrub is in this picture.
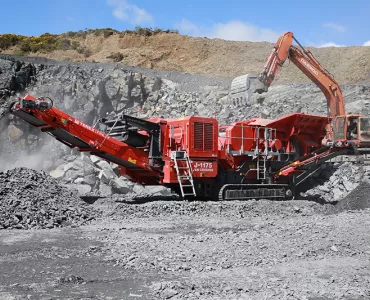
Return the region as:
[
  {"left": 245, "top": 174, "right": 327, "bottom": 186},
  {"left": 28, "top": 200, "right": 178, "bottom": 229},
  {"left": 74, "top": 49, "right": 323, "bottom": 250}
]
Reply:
[
  {"left": 83, "top": 48, "right": 92, "bottom": 58},
  {"left": 19, "top": 42, "right": 32, "bottom": 53},
  {"left": 64, "top": 31, "right": 76, "bottom": 38},
  {"left": 0, "top": 34, "right": 23, "bottom": 50},
  {"left": 126, "top": 26, "right": 180, "bottom": 37},
  {"left": 76, "top": 46, "right": 92, "bottom": 57},
  {"left": 103, "top": 29, "right": 114, "bottom": 38},
  {"left": 71, "top": 40, "right": 80, "bottom": 50},
  {"left": 59, "top": 39, "right": 71, "bottom": 50},
  {"left": 107, "top": 52, "right": 124, "bottom": 62},
  {"left": 76, "top": 47, "right": 85, "bottom": 54},
  {"left": 14, "top": 50, "right": 25, "bottom": 56},
  {"left": 134, "top": 26, "right": 152, "bottom": 36}
]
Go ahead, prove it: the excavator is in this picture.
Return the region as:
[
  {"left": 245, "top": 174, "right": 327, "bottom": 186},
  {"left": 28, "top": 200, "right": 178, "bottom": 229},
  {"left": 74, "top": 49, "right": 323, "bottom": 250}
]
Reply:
[
  {"left": 8, "top": 32, "right": 370, "bottom": 201},
  {"left": 230, "top": 32, "right": 370, "bottom": 147}
]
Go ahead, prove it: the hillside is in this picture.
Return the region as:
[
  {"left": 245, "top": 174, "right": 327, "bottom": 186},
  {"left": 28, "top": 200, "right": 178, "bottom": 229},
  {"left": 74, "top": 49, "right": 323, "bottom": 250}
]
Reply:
[{"left": 1, "top": 29, "right": 370, "bottom": 84}]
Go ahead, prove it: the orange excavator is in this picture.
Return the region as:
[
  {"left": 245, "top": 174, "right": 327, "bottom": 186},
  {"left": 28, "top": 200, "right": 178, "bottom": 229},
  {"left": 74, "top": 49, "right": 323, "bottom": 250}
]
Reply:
[{"left": 230, "top": 32, "right": 370, "bottom": 147}]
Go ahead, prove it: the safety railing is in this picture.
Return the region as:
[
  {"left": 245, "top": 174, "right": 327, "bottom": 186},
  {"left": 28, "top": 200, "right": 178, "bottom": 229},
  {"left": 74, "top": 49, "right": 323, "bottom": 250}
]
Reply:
[
  {"left": 219, "top": 125, "right": 278, "bottom": 156},
  {"left": 219, "top": 124, "right": 279, "bottom": 180}
]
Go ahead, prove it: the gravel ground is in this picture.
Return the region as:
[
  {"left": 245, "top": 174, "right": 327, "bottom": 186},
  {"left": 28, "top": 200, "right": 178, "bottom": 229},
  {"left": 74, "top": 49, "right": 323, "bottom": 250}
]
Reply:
[
  {"left": 2, "top": 195, "right": 370, "bottom": 300},
  {"left": 0, "top": 177, "right": 370, "bottom": 299},
  {"left": 97, "top": 193, "right": 370, "bottom": 300}
]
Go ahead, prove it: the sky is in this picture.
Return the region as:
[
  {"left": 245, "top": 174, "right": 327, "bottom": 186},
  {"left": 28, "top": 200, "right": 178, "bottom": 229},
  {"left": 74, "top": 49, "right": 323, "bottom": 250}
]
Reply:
[{"left": 1, "top": 0, "right": 370, "bottom": 47}]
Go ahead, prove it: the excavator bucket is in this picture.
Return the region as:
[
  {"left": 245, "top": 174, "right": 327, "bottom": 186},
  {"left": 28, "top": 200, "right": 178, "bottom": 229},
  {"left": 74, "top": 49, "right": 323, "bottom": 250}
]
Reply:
[{"left": 230, "top": 74, "right": 265, "bottom": 106}]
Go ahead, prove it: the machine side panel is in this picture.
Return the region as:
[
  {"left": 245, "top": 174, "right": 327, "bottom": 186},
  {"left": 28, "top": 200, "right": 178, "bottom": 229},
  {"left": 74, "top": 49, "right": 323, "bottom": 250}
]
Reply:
[{"left": 188, "top": 117, "right": 218, "bottom": 158}]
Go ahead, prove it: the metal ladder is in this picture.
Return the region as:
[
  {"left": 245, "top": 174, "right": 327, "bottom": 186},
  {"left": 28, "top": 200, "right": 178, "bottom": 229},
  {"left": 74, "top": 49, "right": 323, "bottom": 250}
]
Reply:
[
  {"left": 256, "top": 156, "right": 267, "bottom": 180},
  {"left": 252, "top": 127, "right": 272, "bottom": 180},
  {"left": 171, "top": 151, "right": 196, "bottom": 198}
]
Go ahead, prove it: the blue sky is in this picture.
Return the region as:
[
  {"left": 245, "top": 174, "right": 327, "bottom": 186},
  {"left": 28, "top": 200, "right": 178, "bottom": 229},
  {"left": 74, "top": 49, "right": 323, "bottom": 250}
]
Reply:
[{"left": 1, "top": 0, "right": 370, "bottom": 47}]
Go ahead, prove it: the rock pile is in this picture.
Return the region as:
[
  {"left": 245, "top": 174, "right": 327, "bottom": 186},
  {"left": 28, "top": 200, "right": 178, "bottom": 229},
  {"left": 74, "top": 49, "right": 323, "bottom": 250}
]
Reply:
[
  {"left": 301, "top": 163, "right": 369, "bottom": 202},
  {"left": 0, "top": 167, "right": 100, "bottom": 229},
  {"left": 336, "top": 181, "right": 370, "bottom": 211}
]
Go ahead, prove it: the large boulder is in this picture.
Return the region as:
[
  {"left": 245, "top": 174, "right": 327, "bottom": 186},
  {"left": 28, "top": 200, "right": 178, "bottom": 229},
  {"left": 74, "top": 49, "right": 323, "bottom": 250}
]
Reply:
[
  {"left": 63, "top": 162, "right": 75, "bottom": 172},
  {"left": 7, "top": 124, "right": 23, "bottom": 141},
  {"left": 64, "top": 169, "right": 85, "bottom": 182},
  {"left": 49, "top": 167, "right": 65, "bottom": 179},
  {"left": 71, "top": 184, "right": 92, "bottom": 195},
  {"left": 99, "top": 182, "right": 112, "bottom": 196},
  {"left": 111, "top": 177, "right": 132, "bottom": 194},
  {"left": 145, "top": 186, "right": 171, "bottom": 196},
  {"left": 97, "top": 161, "right": 117, "bottom": 184}
]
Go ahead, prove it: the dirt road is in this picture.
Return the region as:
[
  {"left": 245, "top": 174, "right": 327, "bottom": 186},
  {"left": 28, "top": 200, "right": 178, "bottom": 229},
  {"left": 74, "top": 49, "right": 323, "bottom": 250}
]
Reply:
[{"left": 1, "top": 198, "right": 370, "bottom": 300}]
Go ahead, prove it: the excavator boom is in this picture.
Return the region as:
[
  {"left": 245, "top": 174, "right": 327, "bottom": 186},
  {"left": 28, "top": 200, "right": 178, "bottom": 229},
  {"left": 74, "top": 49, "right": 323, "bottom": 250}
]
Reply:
[{"left": 289, "top": 45, "right": 345, "bottom": 117}]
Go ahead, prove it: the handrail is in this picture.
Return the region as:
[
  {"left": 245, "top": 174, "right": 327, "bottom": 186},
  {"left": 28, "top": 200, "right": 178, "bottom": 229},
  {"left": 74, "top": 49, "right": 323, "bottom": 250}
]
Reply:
[{"left": 219, "top": 125, "right": 277, "bottom": 155}]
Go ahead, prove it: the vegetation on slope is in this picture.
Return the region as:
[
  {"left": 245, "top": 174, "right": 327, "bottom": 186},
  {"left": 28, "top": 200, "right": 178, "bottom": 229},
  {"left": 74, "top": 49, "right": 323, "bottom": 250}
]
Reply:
[{"left": 0, "top": 27, "right": 178, "bottom": 56}]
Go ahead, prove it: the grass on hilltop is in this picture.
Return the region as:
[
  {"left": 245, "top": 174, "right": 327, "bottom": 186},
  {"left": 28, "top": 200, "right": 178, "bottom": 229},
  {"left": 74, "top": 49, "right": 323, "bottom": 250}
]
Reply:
[{"left": 0, "top": 27, "right": 179, "bottom": 57}]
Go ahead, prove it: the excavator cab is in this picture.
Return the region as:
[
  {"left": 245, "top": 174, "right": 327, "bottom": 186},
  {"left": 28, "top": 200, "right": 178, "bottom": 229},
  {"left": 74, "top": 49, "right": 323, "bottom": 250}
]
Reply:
[
  {"left": 358, "top": 117, "right": 370, "bottom": 142},
  {"left": 333, "top": 115, "right": 370, "bottom": 144}
]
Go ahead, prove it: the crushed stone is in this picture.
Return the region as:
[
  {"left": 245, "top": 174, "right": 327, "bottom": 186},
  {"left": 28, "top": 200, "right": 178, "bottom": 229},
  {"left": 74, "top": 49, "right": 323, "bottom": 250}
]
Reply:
[{"left": 0, "top": 167, "right": 100, "bottom": 229}]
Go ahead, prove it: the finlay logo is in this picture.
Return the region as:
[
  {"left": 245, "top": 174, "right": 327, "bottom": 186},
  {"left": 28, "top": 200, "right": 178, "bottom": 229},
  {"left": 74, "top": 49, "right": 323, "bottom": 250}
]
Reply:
[{"left": 300, "top": 58, "right": 319, "bottom": 75}]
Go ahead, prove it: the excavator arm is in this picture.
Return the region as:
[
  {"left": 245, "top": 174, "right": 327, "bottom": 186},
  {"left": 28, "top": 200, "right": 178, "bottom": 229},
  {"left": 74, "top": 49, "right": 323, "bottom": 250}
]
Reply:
[{"left": 258, "top": 32, "right": 294, "bottom": 89}]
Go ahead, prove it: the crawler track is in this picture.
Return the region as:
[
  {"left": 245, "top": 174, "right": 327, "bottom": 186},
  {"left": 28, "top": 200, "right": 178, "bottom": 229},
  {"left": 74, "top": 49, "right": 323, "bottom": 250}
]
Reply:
[{"left": 219, "top": 184, "right": 293, "bottom": 201}]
